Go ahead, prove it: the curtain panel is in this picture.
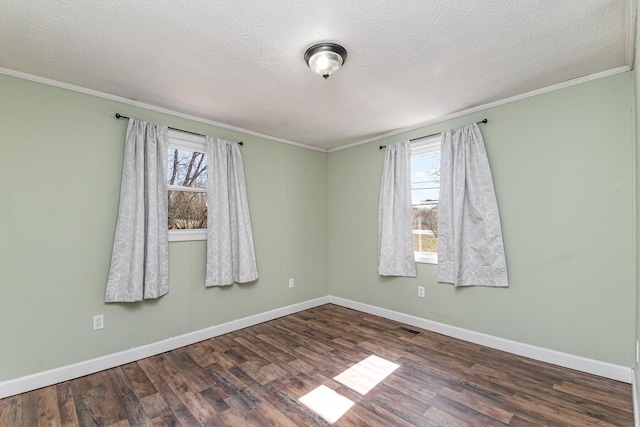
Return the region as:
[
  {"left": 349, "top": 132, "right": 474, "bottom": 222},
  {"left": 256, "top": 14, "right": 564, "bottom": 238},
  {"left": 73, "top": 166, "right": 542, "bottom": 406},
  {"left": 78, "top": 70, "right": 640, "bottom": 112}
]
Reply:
[
  {"left": 437, "top": 123, "right": 508, "bottom": 287},
  {"left": 205, "top": 137, "right": 258, "bottom": 286},
  {"left": 105, "top": 119, "right": 169, "bottom": 302},
  {"left": 378, "top": 140, "right": 417, "bottom": 277}
]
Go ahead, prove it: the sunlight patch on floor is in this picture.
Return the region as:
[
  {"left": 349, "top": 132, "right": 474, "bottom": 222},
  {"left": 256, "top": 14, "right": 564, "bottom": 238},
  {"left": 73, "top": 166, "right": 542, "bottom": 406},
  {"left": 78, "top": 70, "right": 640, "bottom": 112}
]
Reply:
[
  {"left": 333, "top": 354, "right": 400, "bottom": 395},
  {"left": 298, "top": 355, "right": 400, "bottom": 423},
  {"left": 298, "top": 385, "right": 355, "bottom": 424}
]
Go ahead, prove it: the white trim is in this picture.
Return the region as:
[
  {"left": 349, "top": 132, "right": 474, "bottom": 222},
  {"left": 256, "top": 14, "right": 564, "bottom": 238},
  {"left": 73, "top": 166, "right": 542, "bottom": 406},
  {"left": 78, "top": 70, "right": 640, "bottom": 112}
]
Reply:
[
  {"left": 414, "top": 251, "right": 437, "bottom": 264},
  {"left": 168, "top": 130, "right": 206, "bottom": 153},
  {"left": 167, "top": 185, "right": 206, "bottom": 193},
  {"left": 328, "top": 66, "right": 632, "bottom": 153},
  {"left": 328, "top": 296, "right": 633, "bottom": 383},
  {"left": 633, "top": 370, "right": 639, "bottom": 427},
  {"left": 168, "top": 229, "right": 207, "bottom": 242},
  {"left": 0, "top": 295, "right": 632, "bottom": 400},
  {"left": 0, "top": 67, "right": 325, "bottom": 153},
  {"left": 411, "top": 135, "right": 441, "bottom": 156},
  {"left": 0, "top": 296, "right": 330, "bottom": 399}
]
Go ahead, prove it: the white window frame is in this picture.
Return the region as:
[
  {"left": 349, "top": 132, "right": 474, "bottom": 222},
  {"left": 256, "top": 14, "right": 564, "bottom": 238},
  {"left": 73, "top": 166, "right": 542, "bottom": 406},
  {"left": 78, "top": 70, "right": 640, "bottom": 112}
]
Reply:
[
  {"left": 167, "top": 129, "right": 208, "bottom": 242},
  {"left": 411, "top": 135, "right": 441, "bottom": 264}
]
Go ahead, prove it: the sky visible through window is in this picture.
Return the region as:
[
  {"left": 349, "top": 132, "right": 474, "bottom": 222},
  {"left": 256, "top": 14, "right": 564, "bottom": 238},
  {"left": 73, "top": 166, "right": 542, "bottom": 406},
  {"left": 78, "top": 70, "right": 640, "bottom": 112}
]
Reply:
[{"left": 411, "top": 153, "right": 440, "bottom": 205}]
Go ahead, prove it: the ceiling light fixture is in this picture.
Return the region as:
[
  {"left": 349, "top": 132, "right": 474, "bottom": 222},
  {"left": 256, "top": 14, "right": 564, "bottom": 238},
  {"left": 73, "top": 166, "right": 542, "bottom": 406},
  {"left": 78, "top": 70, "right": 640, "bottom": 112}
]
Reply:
[{"left": 304, "top": 42, "right": 347, "bottom": 79}]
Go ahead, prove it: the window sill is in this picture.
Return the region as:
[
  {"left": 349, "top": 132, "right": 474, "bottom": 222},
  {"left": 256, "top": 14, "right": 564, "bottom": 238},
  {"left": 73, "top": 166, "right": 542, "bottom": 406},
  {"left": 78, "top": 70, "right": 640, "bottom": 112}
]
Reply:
[
  {"left": 415, "top": 252, "right": 437, "bottom": 265},
  {"left": 169, "top": 229, "right": 206, "bottom": 242}
]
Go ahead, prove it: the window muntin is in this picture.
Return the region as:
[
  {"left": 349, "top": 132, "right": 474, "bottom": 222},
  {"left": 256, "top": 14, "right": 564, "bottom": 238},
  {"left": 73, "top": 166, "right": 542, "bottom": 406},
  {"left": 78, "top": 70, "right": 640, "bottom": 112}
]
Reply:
[
  {"left": 411, "top": 136, "right": 440, "bottom": 264},
  {"left": 167, "top": 130, "right": 207, "bottom": 241}
]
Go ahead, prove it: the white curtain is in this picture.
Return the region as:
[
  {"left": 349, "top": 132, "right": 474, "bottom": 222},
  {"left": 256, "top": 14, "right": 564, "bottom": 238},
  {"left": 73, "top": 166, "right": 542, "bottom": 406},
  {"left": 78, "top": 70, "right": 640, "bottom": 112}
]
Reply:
[
  {"left": 438, "top": 123, "right": 508, "bottom": 287},
  {"left": 378, "top": 141, "right": 417, "bottom": 277},
  {"left": 105, "top": 119, "right": 169, "bottom": 302},
  {"left": 206, "top": 137, "right": 258, "bottom": 286}
]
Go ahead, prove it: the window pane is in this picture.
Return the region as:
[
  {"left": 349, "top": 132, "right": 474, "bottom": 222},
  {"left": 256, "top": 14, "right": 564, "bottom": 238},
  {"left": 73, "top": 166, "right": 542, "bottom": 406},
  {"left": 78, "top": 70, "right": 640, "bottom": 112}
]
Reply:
[
  {"left": 168, "top": 190, "right": 207, "bottom": 229},
  {"left": 412, "top": 206, "right": 437, "bottom": 252},
  {"left": 168, "top": 148, "right": 207, "bottom": 188},
  {"left": 411, "top": 152, "right": 440, "bottom": 253},
  {"left": 411, "top": 153, "right": 440, "bottom": 205}
]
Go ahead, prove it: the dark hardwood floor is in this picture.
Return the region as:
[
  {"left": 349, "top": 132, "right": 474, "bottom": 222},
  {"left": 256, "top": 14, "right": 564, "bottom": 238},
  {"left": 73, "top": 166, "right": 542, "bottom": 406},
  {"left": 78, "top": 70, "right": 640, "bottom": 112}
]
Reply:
[{"left": 0, "top": 304, "right": 634, "bottom": 426}]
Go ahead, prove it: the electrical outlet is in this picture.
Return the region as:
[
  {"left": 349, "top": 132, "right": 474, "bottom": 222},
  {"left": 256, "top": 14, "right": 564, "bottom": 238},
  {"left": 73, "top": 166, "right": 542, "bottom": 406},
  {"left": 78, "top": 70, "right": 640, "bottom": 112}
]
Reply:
[
  {"left": 418, "top": 286, "right": 425, "bottom": 298},
  {"left": 93, "top": 314, "right": 104, "bottom": 330},
  {"left": 289, "top": 278, "right": 295, "bottom": 288}
]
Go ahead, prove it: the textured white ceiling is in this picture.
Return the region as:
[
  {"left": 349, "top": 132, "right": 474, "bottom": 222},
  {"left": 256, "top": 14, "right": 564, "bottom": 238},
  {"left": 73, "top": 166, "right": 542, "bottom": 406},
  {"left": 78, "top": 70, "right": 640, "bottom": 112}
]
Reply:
[{"left": 0, "top": 0, "right": 632, "bottom": 150}]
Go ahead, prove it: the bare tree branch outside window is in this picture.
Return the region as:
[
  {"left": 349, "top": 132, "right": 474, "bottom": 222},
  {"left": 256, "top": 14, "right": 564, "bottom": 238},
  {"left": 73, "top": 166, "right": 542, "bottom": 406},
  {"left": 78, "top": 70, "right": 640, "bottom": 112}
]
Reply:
[{"left": 168, "top": 149, "right": 208, "bottom": 229}]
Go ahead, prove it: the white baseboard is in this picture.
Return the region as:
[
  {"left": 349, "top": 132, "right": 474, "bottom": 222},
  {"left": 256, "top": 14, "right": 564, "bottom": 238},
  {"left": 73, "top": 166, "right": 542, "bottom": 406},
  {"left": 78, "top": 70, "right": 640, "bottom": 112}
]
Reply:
[
  {"left": 633, "top": 371, "right": 639, "bottom": 427},
  {"left": 1, "top": 294, "right": 633, "bottom": 400},
  {"left": 0, "top": 296, "right": 330, "bottom": 399},
  {"left": 329, "top": 296, "right": 633, "bottom": 384}
]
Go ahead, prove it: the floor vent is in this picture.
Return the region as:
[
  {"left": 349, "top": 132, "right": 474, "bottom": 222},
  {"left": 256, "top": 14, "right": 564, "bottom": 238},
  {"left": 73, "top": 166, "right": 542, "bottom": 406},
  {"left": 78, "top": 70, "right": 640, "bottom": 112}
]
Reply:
[{"left": 397, "top": 326, "right": 421, "bottom": 335}]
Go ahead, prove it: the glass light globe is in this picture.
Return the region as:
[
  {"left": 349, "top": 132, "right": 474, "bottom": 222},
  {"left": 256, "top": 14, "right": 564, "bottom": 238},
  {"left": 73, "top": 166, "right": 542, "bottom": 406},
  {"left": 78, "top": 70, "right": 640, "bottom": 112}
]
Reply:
[
  {"left": 308, "top": 51, "right": 344, "bottom": 78},
  {"left": 304, "top": 43, "right": 347, "bottom": 79}
]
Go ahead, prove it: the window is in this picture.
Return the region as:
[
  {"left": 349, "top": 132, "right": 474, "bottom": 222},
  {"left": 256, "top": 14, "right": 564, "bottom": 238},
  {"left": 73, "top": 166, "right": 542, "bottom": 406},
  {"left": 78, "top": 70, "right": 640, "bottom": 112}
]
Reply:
[
  {"left": 167, "top": 130, "right": 207, "bottom": 241},
  {"left": 411, "top": 135, "right": 440, "bottom": 264}
]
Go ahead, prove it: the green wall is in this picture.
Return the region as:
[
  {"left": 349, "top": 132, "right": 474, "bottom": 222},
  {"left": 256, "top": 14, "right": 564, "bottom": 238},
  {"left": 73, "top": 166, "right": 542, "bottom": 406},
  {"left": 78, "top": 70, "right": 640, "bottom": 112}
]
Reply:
[
  {"left": 0, "top": 73, "right": 328, "bottom": 381},
  {"left": 328, "top": 72, "right": 636, "bottom": 367}
]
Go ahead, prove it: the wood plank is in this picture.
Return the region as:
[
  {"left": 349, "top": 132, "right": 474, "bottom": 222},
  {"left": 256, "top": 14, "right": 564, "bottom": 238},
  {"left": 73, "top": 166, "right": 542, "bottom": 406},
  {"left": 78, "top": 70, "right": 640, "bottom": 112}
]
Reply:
[
  {"left": 253, "top": 401, "right": 299, "bottom": 427},
  {"left": 56, "top": 383, "right": 80, "bottom": 427},
  {"left": 363, "top": 382, "right": 432, "bottom": 426},
  {"left": 71, "top": 372, "right": 127, "bottom": 427},
  {"left": 0, "top": 396, "right": 21, "bottom": 427},
  {"left": 217, "top": 408, "right": 251, "bottom": 427},
  {"left": 105, "top": 367, "right": 153, "bottom": 427},
  {"left": 36, "top": 386, "right": 62, "bottom": 427},
  {"left": 504, "top": 391, "right": 620, "bottom": 427},
  {"left": 120, "top": 362, "right": 157, "bottom": 400},
  {"left": 142, "top": 356, "right": 217, "bottom": 425},
  {"left": 438, "top": 386, "right": 513, "bottom": 424},
  {"left": 137, "top": 393, "right": 171, "bottom": 421},
  {"left": 199, "top": 386, "right": 232, "bottom": 413},
  {"left": 232, "top": 336, "right": 297, "bottom": 368},
  {"left": 137, "top": 358, "right": 202, "bottom": 427},
  {"left": 553, "top": 380, "right": 634, "bottom": 413},
  {"left": 20, "top": 390, "right": 38, "bottom": 427},
  {"left": 148, "top": 413, "right": 180, "bottom": 427},
  {"left": 185, "top": 340, "right": 220, "bottom": 368},
  {"left": 239, "top": 360, "right": 290, "bottom": 385},
  {"left": 424, "top": 406, "right": 473, "bottom": 427},
  {"left": 163, "top": 348, "right": 214, "bottom": 392}
]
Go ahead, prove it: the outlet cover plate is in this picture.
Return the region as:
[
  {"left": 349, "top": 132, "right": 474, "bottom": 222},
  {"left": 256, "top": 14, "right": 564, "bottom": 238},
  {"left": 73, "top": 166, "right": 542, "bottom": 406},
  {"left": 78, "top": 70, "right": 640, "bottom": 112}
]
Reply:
[{"left": 93, "top": 314, "right": 104, "bottom": 330}]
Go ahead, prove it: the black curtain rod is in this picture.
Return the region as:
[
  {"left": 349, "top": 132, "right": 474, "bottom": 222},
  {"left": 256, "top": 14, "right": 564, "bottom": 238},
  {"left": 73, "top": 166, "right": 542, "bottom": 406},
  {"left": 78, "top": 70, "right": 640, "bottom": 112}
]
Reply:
[
  {"left": 115, "top": 113, "right": 243, "bottom": 145},
  {"left": 379, "top": 119, "right": 487, "bottom": 150}
]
